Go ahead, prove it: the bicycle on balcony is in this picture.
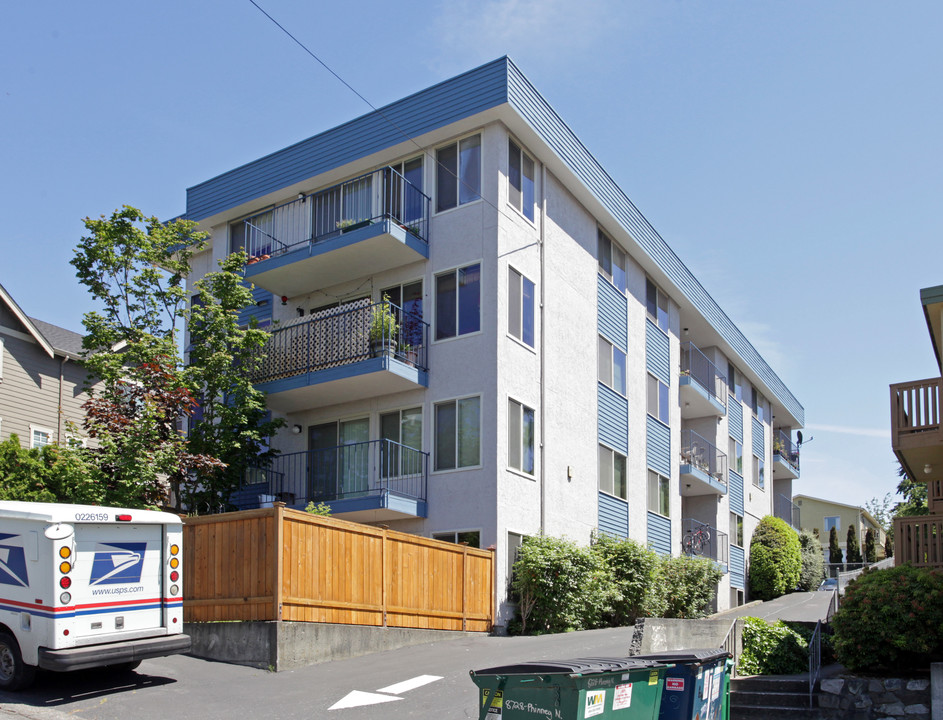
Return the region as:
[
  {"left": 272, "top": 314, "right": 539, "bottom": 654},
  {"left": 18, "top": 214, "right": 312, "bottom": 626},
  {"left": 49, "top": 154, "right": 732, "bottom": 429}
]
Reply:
[{"left": 682, "top": 525, "right": 711, "bottom": 555}]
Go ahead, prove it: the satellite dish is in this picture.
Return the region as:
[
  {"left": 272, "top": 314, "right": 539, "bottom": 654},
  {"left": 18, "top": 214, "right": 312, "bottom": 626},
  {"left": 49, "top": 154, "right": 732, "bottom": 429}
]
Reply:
[{"left": 796, "top": 431, "right": 804, "bottom": 445}]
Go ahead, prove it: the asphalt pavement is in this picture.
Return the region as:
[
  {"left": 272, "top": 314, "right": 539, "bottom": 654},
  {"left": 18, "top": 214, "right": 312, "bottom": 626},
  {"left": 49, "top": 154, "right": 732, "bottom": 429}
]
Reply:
[{"left": 712, "top": 590, "right": 836, "bottom": 623}]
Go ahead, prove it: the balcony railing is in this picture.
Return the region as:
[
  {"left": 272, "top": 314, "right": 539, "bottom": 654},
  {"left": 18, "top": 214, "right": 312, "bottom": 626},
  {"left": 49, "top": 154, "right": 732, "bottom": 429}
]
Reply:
[
  {"left": 680, "top": 429, "right": 727, "bottom": 488},
  {"left": 891, "top": 377, "right": 942, "bottom": 441},
  {"left": 894, "top": 515, "right": 943, "bottom": 567},
  {"left": 248, "top": 300, "right": 428, "bottom": 385},
  {"left": 245, "top": 439, "right": 429, "bottom": 508},
  {"left": 241, "top": 166, "right": 430, "bottom": 260},
  {"left": 775, "top": 493, "right": 800, "bottom": 529},
  {"left": 681, "top": 518, "right": 729, "bottom": 565},
  {"left": 773, "top": 429, "right": 800, "bottom": 473},
  {"left": 680, "top": 342, "right": 727, "bottom": 403}
]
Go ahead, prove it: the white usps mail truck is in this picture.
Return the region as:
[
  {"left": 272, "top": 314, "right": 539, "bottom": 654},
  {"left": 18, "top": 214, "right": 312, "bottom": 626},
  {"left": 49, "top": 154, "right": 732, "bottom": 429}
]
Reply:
[{"left": 0, "top": 501, "right": 190, "bottom": 690}]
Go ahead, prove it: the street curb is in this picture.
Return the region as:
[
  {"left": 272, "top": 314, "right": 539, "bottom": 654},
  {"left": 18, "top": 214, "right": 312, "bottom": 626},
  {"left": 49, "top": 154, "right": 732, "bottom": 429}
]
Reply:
[
  {"left": 0, "top": 703, "right": 74, "bottom": 720},
  {"left": 709, "top": 600, "right": 764, "bottom": 618}
]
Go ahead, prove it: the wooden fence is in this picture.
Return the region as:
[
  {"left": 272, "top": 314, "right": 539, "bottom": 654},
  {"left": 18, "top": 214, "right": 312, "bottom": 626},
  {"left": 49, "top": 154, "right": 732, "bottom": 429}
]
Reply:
[
  {"left": 894, "top": 514, "right": 943, "bottom": 568},
  {"left": 183, "top": 505, "right": 494, "bottom": 632}
]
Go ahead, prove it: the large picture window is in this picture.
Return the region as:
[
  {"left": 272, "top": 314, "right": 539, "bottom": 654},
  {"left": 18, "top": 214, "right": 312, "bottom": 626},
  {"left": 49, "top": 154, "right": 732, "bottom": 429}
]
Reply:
[
  {"left": 648, "top": 470, "right": 669, "bottom": 516},
  {"left": 436, "top": 135, "right": 481, "bottom": 212},
  {"left": 508, "top": 139, "right": 535, "bottom": 221},
  {"left": 508, "top": 268, "right": 535, "bottom": 347},
  {"left": 508, "top": 398, "right": 535, "bottom": 475},
  {"left": 435, "top": 396, "right": 481, "bottom": 470},
  {"left": 599, "top": 446, "right": 627, "bottom": 499},
  {"left": 436, "top": 264, "right": 481, "bottom": 340}
]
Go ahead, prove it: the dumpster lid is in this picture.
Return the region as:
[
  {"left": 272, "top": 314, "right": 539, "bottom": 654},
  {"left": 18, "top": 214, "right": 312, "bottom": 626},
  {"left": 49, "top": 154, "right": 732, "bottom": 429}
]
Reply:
[
  {"left": 471, "top": 657, "right": 668, "bottom": 676},
  {"left": 631, "top": 648, "right": 730, "bottom": 664}
]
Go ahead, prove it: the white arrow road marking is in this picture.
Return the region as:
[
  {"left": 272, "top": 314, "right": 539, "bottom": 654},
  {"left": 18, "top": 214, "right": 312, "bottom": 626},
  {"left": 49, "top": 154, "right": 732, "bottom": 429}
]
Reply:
[
  {"left": 376, "top": 675, "right": 442, "bottom": 695},
  {"left": 330, "top": 691, "right": 403, "bottom": 710}
]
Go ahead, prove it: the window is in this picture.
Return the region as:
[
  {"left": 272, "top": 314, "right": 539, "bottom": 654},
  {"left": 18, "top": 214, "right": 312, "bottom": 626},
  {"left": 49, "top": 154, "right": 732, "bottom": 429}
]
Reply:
[
  {"left": 433, "top": 530, "right": 480, "bottom": 548},
  {"left": 647, "top": 374, "right": 669, "bottom": 424},
  {"left": 599, "top": 446, "right": 627, "bottom": 499},
  {"left": 382, "top": 280, "right": 424, "bottom": 348},
  {"left": 824, "top": 516, "right": 841, "bottom": 533},
  {"left": 508, "top": 268, "right": 535, "bottom": 347},
  {"left": 598, "top": 337, "right": 626, "bottom": 395},
  {"left": 597, "top": 230, "right": 626, "bottom": 292},
  {"left": 386, "top": 157, "right": 424, "bottom": 224},
  {"left": 229, "top": 219, "right": 246, "bottom": 255},
  {"left": 508, "top": 399, "right": 535, "bottom": 475},
  {"left": 648, "top": 470, "right": 670, "bottom": 516},
  {"left": 646, "top": 278, "right": 669, "bottom": 332},
  {"left": 436, "top": 134, "right": 481, "bottom": 212},
  {"left": 436, "top": 264, "right": 481, "bottom": 340},
  {"left": 727, "top": 361, "right": 742, "bottom": 402},
  {"left": 728, "top": 437, "right": 743, "bottom": 475},
  {"left": 435, "top": 396, "right": 480, "bottom": 470},
  {"left": 508, "top": 139, "right": 535, "bottom": 221},
  {"left": 30, "top": 426, "right": 53, "bottom": 449},
  {"left": 730, "top": 513, "right": 744, "bottom": 547},
  {"left": 753, "top": 454, "right": 765, "bottom": 489},
  {"left": 380, "top": 407, "right": 422, "bottom": 478},
  {"left": 751, "top": 386, "right": 766, "bottom": 422}
]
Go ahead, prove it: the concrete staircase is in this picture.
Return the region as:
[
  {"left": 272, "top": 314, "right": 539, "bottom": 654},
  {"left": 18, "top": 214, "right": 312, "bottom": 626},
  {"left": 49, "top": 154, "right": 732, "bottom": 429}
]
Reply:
[{"left": 730, "top": 675, "right": 819, "bottom": 719}]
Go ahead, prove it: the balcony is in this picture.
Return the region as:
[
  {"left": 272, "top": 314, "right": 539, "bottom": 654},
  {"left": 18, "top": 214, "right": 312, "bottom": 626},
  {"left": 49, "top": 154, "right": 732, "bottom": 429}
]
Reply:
[
  {"left": 679, "top": 342, "right": 727, "bottom": 419},
  {"left": 774, "top": 493, "right": 800, "bottom": 530},
  {"left": 773, "top": 429, "right": 800, "bottom": 480},
  {"left": 679, "top": 429, "right": 727, "bottom": 496},
  {"left": 242, "top": 439, "right": 429, "bottom": 523},
  {"left": 891, "top": 377, "right": 943, "bottom": 483},
  {"left": 241, "top": 167, "right": 431, "bottom": 297},
  {"left": 894, "top": 514, "right": 943, "bottom": 568},
  {"left": 249, "top": 300, "right": 428, "bottom": 413},
  {"left": 681, "top": 518, "right": 729, "bottom": 570}
]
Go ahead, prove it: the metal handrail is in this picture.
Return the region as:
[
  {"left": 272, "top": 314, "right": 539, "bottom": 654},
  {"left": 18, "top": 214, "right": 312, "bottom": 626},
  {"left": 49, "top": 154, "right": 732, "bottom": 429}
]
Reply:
[
  {"left": 679, "top": 429, "right": 727, "bottom": 487},
  {"left": 721, "top": 617, "right": 742, "bottom": 678},
  {"left": 242, "top": 166, "right": 431, "bottom": 259},
  {"left": 680, "top": 341, "right": 727, "bottom": 403},
  {"left": 774, "top": 493, "right": 800, "bottom": 529},
  {"left": 680, "top": 518, "right": 729, "bottom": 564},
  {"left": 809, "top": 620, "right": 822, "bottom": 708},
  {"left": 773, "top": 429, "right": 800, "bottom": 472}
]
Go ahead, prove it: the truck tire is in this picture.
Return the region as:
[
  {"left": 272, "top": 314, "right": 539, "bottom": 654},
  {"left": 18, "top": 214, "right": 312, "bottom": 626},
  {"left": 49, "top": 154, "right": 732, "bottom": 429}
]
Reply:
[{"left": 0, "top": 631, "right": 36, "bottom": 691}]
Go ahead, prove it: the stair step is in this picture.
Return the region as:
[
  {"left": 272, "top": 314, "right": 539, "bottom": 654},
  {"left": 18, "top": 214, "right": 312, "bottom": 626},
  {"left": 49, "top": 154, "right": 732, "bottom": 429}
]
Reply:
[
  {"left": 730, "top": 690, "right": 811, "bottom": 708},
  {"left": 731, "top": 677, "right": 810, "bottom": 694},
  {"left": 731, "top": 706, "right": 820, "bottom": 720}
]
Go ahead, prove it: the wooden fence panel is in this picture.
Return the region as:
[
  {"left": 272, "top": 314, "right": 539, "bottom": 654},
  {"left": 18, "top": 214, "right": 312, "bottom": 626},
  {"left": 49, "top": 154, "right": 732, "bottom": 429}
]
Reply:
[{"left": 895, "top": 515, "right": 943, "bottom": 567}]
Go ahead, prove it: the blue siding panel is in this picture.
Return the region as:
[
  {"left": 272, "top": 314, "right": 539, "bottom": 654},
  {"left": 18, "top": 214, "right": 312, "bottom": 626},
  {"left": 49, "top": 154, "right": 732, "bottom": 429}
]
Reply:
[
  {"left": 728, "top": 399, "right": 743, "bottom": 443},
  {"left": 646, "top": 320, "right": 670, "bottom": 385},
  {"left": 647, "top": 512, "right": 671, "bottom": 556},
  {"left": 598, "top": 384, "right": 629, "bottom": 454},
  {"left": 730, "top": 545, "right": 745, "bottom": 589},
  {"left": 729, "top": 470, "right": 745, "bottom": 516},
  {"left": 752, "top": 417, "right": 765, "bottom": 458},
  {"left": 597, "top": 275, "right": 627, "bottom": 351},
  {"left": 646, "top": 416, "right": 671, "bottom": 477},
  {"left": 238, "top": 285, "right": 273, "bottom": 328},
  {"left": 598, "top": 492, "right": 629, "bottom": 539}
]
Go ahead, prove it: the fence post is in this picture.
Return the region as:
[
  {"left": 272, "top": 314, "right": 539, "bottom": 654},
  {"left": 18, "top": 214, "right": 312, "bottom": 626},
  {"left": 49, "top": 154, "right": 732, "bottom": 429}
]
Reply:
[
  {"left": 382, "top": 527, "right": 388, "bottom": 628},
  {"left": 462, "top": 544, "right": 468, "bottom": 632},
  {"left": 273, "top": 502, "right": 285, "bottom": 621}
]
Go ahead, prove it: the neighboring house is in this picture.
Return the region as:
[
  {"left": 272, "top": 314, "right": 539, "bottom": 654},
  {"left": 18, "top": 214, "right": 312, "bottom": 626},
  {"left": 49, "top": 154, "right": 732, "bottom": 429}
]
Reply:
[
  {"left": 0, "top": 283, "right": 91, "bottom": 449},
  {"left": 891, "top": 284, "right": 943, "bottom": 567},
  {"left": 794, "top": 494, "right": 886, "bottom": 562},
  {"left": 181, "top": 57, "right": 804, "bottom": 625}
]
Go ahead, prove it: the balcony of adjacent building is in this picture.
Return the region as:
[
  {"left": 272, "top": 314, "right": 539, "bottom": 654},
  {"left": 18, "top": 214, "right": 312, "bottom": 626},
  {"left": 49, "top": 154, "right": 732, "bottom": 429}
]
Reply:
[
  {"left": 773, "top": 429, "right": 801, "bottom": 480},
  {"left": 891, "top": 377, "right": 943, "bottom": 484},
  {"left": 774, "top": 493, "right": 801, "bottom": 531},
  {"left": 680, "top": 518, "right": 729, "bottom": 571},
  {"left": 234, "top": 439, "right": 428, "bottom": 523},
  {"left": 679, "top": 342, "right": 727, "bottom": 419},
  {"left": 894, "top": 478, "right": 943, "bottom": 568},
  {"left": 680, "top": 429, "right": 728, "bottom": 496},
  {"left": 248, "top": 299, "right": 429, "bottom": 413},
  {"left": 238, "top": 167, "right": 431, "bottom": 298}
]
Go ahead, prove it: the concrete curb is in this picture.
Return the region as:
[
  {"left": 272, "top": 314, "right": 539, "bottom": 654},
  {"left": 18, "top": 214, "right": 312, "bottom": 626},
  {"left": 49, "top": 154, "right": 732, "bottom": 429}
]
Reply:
[{"left": 0, "top": 704, "right": 74, "bottom": 720}]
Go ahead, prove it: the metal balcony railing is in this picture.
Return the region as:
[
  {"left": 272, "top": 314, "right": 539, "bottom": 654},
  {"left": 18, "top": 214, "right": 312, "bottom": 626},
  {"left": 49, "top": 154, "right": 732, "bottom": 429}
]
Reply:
[
  {"left": 681, "top": 518, "right": 729, "bottom": 565},
  {"left": 680, "top": 341, "right": 727, "bottom": 404},
  {"left": 775, "top": 493, "right": 801, "bottom": 529},
  {"left": 245, "top": 439, "right": 429, "bottom": 507},
  {"left": 773, "top": 429, "right": 800, "bottom": 473},
  {"left": 248, "top": 300, "right": 428, "bottom": 385},
  {"left": 680, "top": 429, "right": 727, "bottom": 488},
  {"left": 241, "top": 166, "right": 430, "bottom": 259}
]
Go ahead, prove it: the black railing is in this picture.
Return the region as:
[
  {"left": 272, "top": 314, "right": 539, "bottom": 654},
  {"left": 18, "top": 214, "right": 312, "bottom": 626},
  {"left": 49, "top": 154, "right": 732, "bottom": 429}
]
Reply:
[
  {"left": 242, "top": 166, "right": 430, "bottom": 259},
  {"left": 246, "top": 439, "right": 428, "bottom": 507},
  {"left": 775, "top": 493, "right": 800, "bottom": 529},
  {"left": 680, "top": 429, "right": 727, "bottom": 488},
  {"left": 681, "top": 518, "right": 729, "bottom": 565},
  {"left": 680, "top": 341, "right": 727, "bottom": 404},
  {"left": 773, "top": 429, "right": 800, "bottom": 473},
  {"left": 249, "top": 300, "right": 428, "bottom": 384}
]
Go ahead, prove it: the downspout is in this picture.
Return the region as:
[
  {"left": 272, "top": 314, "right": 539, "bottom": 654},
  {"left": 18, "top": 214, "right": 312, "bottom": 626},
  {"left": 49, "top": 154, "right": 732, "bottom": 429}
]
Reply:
[
  {"left": 57, "top": 357, "right": 67, "bottom": 445},
  {"left": 539, "top": 165, "right": 547, "bottom": 535}
]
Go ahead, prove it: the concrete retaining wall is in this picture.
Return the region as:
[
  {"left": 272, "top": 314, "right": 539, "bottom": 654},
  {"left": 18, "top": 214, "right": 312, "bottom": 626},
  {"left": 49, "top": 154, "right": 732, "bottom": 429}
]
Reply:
[{"left": 629, "top": 617, "right": 736, "bottom": 655}]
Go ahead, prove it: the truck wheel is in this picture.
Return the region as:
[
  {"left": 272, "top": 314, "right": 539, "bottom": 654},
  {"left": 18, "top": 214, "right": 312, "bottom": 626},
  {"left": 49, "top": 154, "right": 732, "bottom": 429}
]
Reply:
[{"left": 0, "top": 631, "right": 36, "bottom": 691}]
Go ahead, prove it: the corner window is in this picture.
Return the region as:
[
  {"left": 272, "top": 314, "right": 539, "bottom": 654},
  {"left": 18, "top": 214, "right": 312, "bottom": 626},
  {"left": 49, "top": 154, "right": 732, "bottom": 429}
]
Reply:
[
  {"left": 647, "top": 470, "right": 669, "bottom": 516},
  {"left": 728, "top": 437, "right": 743, "bottom": 475},
  {"left": 599, "top": 445, "right": 627, "bottom": 499},
  {"left": 645, "top": 278, "right": 669, "bottom": 332},
  {"left": 436, "top": 264, "right": 480, "bottom": 340},
  {"left": 508, "top": 399, "right": 535, "bottom": 475},
  {"left": 598, "top": 230, "right": 626, "bottom": 293},
  {"left": 433, "top": 530, "right": 481, "bottom": 548},
  {"left": 436, "top": 134, "right": 481, "bottom": 212},
  {"left": 508, "top": 268, "right": 535, "bottom": 347},
  {"left": 435, "top": 396, "right": 480, "bottom": 470},
  {"left": 647, "top": 374, "right": 669, "bottom": 424},
  {"left": 30, "top": 426, "right": 53, "bottom": 449},
  {"left": 508, "top": 139, "right": 535, "bottom": 221},
  {"left": 598, "top": 336, "right": 626, "bottom": 395},
  {"left": 753, "top": 454, "right": 765, "bottom": 489},
  {"left": 730, "top": 513, "right": 744, "bottom": 547}
]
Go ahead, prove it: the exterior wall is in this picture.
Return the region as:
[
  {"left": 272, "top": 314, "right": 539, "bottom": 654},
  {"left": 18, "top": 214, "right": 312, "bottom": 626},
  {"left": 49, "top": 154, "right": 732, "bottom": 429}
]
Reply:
[{"left": 795, "top": 495, "right": 887, "bottom": 560}]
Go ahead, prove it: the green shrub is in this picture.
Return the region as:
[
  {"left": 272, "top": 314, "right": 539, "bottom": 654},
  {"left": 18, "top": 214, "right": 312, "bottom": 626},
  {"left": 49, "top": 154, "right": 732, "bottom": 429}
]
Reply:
[
  {"left": 798, "top": 530, "right": 826, "bottom": 591},
  {"left": 304, "top": 501, "right": 332, "bottom": 516},
  {"left": 653, "top": 554, "right": 723, "bottom": 619},
  {"left": 592, "top": 534, "right": 659, "bottom": 625},
  {"left": 738, "top": 617, "right": 809, "bottom": 675},
  {"left": 749, "top": 516, "right": 801, "bottom": 600},
  {"left": 831, "top": 565, "right": 943, "bottom": 672}
]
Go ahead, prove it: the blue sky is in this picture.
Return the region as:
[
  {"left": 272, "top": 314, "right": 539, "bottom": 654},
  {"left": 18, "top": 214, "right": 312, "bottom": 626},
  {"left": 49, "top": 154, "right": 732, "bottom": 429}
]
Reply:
[{"left": 3, "top": 0, "right": 941, "bottom": 512}]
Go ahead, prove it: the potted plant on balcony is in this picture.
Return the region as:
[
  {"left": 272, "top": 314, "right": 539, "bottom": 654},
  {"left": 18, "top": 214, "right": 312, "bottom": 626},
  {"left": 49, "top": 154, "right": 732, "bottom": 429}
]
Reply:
[
  {"left": 369, "top": 297, "right": 399, "bottom": 357},
  {"left": 337, "top": 218, "right": 372, "bottom": 233}
]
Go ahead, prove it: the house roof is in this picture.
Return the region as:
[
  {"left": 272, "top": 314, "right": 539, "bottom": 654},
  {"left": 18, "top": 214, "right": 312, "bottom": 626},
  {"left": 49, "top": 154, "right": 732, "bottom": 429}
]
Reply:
[{"left": 0, "top": 282, "right": 82, "bottom": 360}]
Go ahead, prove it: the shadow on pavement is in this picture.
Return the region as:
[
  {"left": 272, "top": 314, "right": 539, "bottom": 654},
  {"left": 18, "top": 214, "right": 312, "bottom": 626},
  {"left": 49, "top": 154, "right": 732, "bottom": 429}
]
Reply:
[{"left": 0, "top": 667, "right": 175, "bottom": 708}]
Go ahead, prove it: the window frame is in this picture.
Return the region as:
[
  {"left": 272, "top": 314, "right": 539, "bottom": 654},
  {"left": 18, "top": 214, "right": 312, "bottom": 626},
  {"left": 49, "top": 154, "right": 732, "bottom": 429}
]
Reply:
[
  {"left": 728, "top": 436, "right": 743, "bottom": 475},
  {"left": 508, "top": 267, "right": 535, "bottom": 348},
  {"left": 508, "top": 397, "right": 536, "bottom": 476},
  {"left": 824, "top": 516, "right": 841, "bottom": 533},
  {"left": 598, "top": 445, "right": 627, "bottom": 500},
  {"left": 598, "top": 336, "right": 627, "bottom": 396},
  {"left": 434, "top": 395, "right": 481, "bottom": 472},
  {"left": 435, "top": 263, "right": 481, "bottom": 342},
  {"left": 435, "top": 133, "right": 482, "bottom": 213},
  {"left": 508, "top": 138, "right": 536, "bottom": 222},
  {"left": 753, "top": 454, "right": 765, "bottom": 489},
  {"left": 432, "top": 530, "right": 481, "bottom": 548},
  {"left": 597, "top": 229, "right": 627, "bottom": 293},
  {"left": 647, "top": 470, "right": 670, "bottom": 517},
  {"left": 727, "top": 361, "right": 742, "bottom": 402},
  {"left": 646, "top": 373, "right": 670, "bottom": 425},
  {"left": 30, "top": 425, "right": 54, "bottom": 449},
  {"left": 730, "top": 513, "right": 744, "bottom": 547},
  {"left": 645, "top": 278, "right": 670, "bottom": 332}
]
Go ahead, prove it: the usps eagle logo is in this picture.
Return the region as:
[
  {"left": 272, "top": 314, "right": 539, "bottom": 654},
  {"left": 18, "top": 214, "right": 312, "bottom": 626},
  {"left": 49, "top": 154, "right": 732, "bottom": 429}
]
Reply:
[
  {"left": 89, "top": 542, "right": 146, "bottom": 585},
  {"left": 0, "top": 534, "right": 29, "bottom": 587}
]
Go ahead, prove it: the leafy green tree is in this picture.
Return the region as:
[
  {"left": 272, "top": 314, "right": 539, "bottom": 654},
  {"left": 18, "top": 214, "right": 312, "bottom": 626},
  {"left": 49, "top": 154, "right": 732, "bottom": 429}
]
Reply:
[
  {"left": 749, "top": 516, "right": 801, "bottom": 600},
  {"left": 865, "top": 492, "right": 894, "bottom": 532},
  {"left": 885, "top": 534, "right": 894, "bottom": 559},
  {"left": 592, "top": 534, "right": 659, "bottom": 624},
  {"left": 894, "top": 466, "right": 928, "bottom": 517},
  {"left": 652, "top": 555, "right": 723, "bottom": 619},
  {"left": 829, "top": 526, "right": 844, "bottom": 565},
  {"left": 864, "top": 528, "right": 877, "bottom": 563},
  {"left": 846, "top": 526, "right": 863, "bottom": 564},
  {"left": 798, "top": 530, "right": 826, "bottom": 590},
  {"left": 0, "top": 435, "right": 103, "bottom": 504}
]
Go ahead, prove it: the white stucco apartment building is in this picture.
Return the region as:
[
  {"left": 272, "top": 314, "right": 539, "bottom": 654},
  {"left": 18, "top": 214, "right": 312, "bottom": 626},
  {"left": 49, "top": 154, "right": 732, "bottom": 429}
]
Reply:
[{"left": 182, "top": 58, "right": 804, "bottom": 626}]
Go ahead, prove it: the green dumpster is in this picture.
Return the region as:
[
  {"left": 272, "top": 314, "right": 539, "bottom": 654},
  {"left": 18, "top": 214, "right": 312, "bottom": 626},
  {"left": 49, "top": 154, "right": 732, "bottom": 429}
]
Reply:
[
  {"left": 470, "top": 657, "right": 670, "bottom": 720},
  {"left": 630, "top": 649, "right": 731, "bottom": 720}
]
